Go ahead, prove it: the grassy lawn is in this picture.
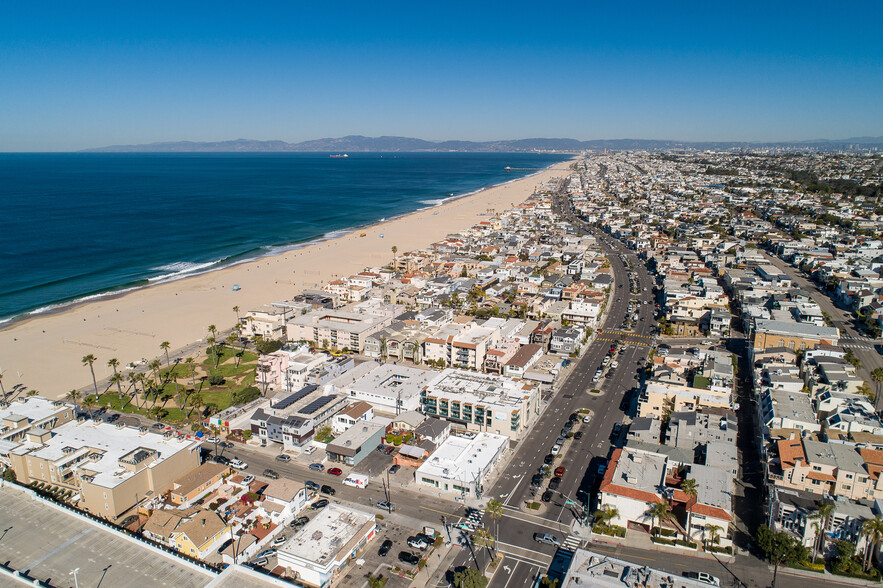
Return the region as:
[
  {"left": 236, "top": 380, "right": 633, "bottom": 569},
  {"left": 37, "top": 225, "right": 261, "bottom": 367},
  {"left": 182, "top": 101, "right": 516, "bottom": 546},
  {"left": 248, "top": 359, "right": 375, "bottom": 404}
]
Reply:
[
  {"left": 202, "top": 347, "right": 258, "bottom": 367},
  {"left": 693, "top": 375, "right": 711, "bottom": 389}
]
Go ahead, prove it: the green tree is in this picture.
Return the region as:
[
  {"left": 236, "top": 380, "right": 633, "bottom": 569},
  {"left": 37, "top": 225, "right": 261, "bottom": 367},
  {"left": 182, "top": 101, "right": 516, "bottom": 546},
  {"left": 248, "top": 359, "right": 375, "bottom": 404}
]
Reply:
[
  {"left": 594, "top": 504, "right": 619, "bottom": 529},
  {"left": 680, "top": 478, "right": 699, "bottom": 543},
  {"left": 233, "top": 305, "right": 240, "bottom": 324},
  {"left": 452, "top": 566, "right": 488, "bottom": 588},
  {"left": 109, "top": 373, "right": 125, "bottom": 408},
  {"left": 65, "top": 389, "right": 81, "bottom": 413},
  {"left": 367, "top": 573, "right": 387, "bottom": 588},
  {"left": 485, "top": 499, "right": 503, "bottom": 557},
  {"left": 3, "top": 467, "right": 16, "bottom": 482},
  {"left": 185, "top": 357, "right": 196, "bottom": 389},
  {"left": 647, "top": 501, "right": 672, "bottom": 537},
  {"left": 107, "top": 358, "right": 123, "bottom": 397},
  {"left": 391, "top": 245, "right": 398, "bottom": 262},
  {"left": 472, "top": 527, "right": 496, "bottom": 561},
  {"left": 149, "top": 359, "right": 162, "bottom": 387},
  {"left": 809, "top": 500, "right": 835, "bottom": 563},
  {"left": 862, "top": 516, "right": 883, "bottom": 572},
  {"left": 82, "top": 395, "right": 97, "bottom": 421},
  {"left": 82, "top": 354, "right": 99, "bottom": 397},
  {"left": 756, "top": 524, "right": 807, "bottom": 586},
  {"left": 705, "top": 524, "right": 723, "bottom": 550},
  {"left": 872, "top": 368, "right": 883, "bottom": 411}
]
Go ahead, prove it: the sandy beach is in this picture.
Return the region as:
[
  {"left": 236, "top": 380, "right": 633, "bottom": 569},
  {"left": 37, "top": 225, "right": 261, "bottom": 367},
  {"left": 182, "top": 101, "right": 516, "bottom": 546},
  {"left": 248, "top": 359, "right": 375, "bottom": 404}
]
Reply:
[{"left": 0, "top": 159, "right": 574, "bottom": 399}]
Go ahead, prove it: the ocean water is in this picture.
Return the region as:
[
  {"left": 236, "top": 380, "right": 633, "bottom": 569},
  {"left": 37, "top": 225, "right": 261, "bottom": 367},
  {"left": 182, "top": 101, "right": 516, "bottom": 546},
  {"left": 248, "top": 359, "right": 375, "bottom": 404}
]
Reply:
[{"left": 0, "top": 152, "right": 570, "bottom": 321}]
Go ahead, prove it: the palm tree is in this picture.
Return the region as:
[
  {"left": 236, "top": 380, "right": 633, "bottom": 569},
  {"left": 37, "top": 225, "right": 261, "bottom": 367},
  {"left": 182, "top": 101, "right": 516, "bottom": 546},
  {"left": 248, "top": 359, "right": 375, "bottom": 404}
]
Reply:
[
  {"left": 485, "top": 499, "right": 503, "bottom": 557},
  {"left": 82, "top": 354, "right": 98, "bottom": 397},
  {"left": 82, "top": 395, "right": 97, "bottom": 421},
  {"left": 705, "top": 524, "right": 723, "bottom": 551},
  {"left": 185, "top": 357, "right": 196, "bottom": 388},
  {"left": 648, "top": 501, "right": 673, "bottom": 537},
  {"left": 872, "top": 367, "right": 883, "bottom": 411},
  {"left": 149, "top": 359, "right": 162, "bottom": 387},
  {"left": 65, "top": 389, "right": 81, "bottom": 413},
  {"left": 189, "top": 393, "right": 204, "bottom": 419},
  {"left": 0, "top": 372, "right": 5, "bottom": 404},
  {"left": 594, "top": 504, "right": 620, "bottom": 529},
  {"left": 207, "top": 336, "right": 218, "bottom": 368},
  {"left": 862, "top": 515, "right": 883, "bottom": 572},
  {"left": 681, "top": 478, "right": 699, "bottom": 543},
  {"left": 233, "top": 306, "right": 240, "bottom": 324},
  {"left": 391, "top": 245, "right": 398, "bottom": 262},
  {"left": 109, "top": 373, "right": 125, "bottom": 408},
  {"left": 472, "top": 527, "right": 496, "bottom": 561},
  {"left": 128, "top": 372, "right": 142, "bottom": 408},
  {"left": 810, "top": 500, "right": 835, "bottom": 563}
]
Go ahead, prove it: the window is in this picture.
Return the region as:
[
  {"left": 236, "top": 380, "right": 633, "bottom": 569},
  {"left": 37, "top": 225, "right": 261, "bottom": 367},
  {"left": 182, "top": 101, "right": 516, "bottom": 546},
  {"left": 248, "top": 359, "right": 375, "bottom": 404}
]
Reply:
[
  {"left": 842, "top": 484, "right": 852, "bottom": 490},
  {"left": 845, "top": 473, "right": 853, "bottom": 479}
]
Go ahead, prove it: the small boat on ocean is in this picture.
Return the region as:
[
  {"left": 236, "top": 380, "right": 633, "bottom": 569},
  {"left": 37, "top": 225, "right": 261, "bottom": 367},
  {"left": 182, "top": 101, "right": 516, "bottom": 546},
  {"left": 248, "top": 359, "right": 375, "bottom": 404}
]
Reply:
[{"left": 330, "top": 154, "right": 348, "bottom": 158}]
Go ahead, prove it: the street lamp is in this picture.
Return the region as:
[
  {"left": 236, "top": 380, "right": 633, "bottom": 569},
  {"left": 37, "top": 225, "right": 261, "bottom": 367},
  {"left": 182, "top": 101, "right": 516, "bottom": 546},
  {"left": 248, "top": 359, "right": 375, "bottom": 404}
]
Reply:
[{"left": 70, "top": 568, "right": 80, "bottom": 588}]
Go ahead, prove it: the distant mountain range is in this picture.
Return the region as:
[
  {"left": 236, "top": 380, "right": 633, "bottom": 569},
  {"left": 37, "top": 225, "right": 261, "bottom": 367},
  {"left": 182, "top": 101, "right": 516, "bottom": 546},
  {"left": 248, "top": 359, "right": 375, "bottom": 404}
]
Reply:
[{"left": 82, "top": 135, "right": 883, "bottom": 153}]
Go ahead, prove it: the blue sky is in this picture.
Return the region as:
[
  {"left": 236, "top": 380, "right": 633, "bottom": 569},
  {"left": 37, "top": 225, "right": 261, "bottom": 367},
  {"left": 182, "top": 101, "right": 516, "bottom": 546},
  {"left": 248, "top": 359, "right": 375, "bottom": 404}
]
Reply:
[{"left": 2, "top": 1, "right": 881, "bottom": 150}]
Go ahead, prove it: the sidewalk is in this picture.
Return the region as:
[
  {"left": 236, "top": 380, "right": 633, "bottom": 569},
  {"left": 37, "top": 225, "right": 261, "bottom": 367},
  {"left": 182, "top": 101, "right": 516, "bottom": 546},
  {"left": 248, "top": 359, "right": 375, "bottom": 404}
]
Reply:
[{"left": 413, "top": 541, "right": 461, "bottom": 588}]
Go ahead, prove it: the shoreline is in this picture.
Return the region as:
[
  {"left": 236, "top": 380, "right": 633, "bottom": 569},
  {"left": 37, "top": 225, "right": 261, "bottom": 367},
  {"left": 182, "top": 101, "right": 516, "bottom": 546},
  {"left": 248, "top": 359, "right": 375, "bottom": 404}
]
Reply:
[
  {"left": 0, "top": 158, "right": 575, "bottom": 398},
  {"left": 0, "top": 165, "right": 555, "bottom": 328}
]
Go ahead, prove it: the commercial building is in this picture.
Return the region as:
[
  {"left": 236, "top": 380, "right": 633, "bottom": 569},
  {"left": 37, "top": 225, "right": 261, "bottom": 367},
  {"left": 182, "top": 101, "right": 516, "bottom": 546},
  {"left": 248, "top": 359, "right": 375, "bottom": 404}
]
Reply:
[
  {"left": 415, "top": 432, "right": 509, "bottom": 498},
  {"left": 560, "top": 548, "right": 715, "bottom": 588},
  {"left": 420, "top": 369, "right": 540, "bottom": 440},
  {"left": 8, "top": 420, "right": 201, "bottom": 519},
  {"left": 276, "top": 503, "right": 376, "bottom": 588},
  {"left": 331, "top": 362, "right": 435, "bottom": 414},
  {"left": 250, "top": 385, "right": 348, "bottom": 450},
  {"left": 325, "top": 417, "right": 389, "bottom": 466}
]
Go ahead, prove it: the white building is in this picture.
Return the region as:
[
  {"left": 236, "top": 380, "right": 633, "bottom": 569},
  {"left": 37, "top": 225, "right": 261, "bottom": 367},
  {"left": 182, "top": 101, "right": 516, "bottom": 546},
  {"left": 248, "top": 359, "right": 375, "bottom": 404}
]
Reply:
[
  {"left": 276, "top": 503, "right": 376, "bottom": 588},
  {"left": 415, "top": 432, "right": 509, "bottom": 498},
  {"left": 329, "top": 362, "right": 436, "bottom": 414}
]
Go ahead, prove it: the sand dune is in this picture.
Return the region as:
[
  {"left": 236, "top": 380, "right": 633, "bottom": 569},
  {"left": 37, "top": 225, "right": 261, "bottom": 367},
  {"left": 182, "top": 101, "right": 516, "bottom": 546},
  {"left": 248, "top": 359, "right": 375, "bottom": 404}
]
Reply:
[{"left": 0, "top": 160, "right": 574, "bottom": 399}]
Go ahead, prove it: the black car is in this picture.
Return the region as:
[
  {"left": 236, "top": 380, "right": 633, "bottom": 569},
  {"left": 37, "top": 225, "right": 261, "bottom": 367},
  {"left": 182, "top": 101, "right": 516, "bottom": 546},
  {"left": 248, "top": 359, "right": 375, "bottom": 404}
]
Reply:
[
  {"left": 389, "top": 464, "right": 400, "bottom": 474},
  {"left": 574, "top": 431, "right": 583, "bottom": 440},
  {"left": 568, "top": 413, "right": 579, "bottom": 422},
  {"left": 378, "top": 539, "right": 393, "bottom": 557},
  {"left": 105, "top": 413, "right": 120, "bottom": 423},
  {"left": 398, "top": 551, "right": 420, "bottom": 565},
  {"left": 289, "top": 516, "right": 309, "bottom": 528},
  {"left": 541, "top": 490, "right": 553, "bottom": 502},
  {"left": 320, "top": 485, "right": 336, "bottom": 496},
  {"left": 214, "top": 455, "right": 230, "bottom": 465},
  {"left": 543, "top": 454, "right": 555, "bottom": 465},
  {"left": 305, "top": 481, "right": 319, "bottom": 491},
  {"left": 263, "top": 469, "right": 280, "bottom": 480},
  {"left": 530, "top": 474, "right": 544, "bottom": 487},
  {"left": 311, "top": 499, "right": 329, "bottom": 510},
  {"left": 416, "top": 532, "right": 434, "bottom": 545},
  {"left": 548, "top": 477, "right": 561, "bottom": 490}
]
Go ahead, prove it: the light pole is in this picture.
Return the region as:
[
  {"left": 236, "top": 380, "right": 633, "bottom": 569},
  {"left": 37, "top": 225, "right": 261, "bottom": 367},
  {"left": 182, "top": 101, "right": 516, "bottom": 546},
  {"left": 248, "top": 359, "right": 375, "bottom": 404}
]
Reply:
[{"left": 70, "top": 568, "right": 80, "bottom": 588}]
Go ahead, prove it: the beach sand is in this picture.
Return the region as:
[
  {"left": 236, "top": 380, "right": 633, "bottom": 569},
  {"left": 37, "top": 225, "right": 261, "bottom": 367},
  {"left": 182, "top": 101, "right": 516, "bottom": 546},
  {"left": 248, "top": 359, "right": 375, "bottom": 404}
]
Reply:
[{"left": 1, "top": 160, "right": 574, "bottom": 399}]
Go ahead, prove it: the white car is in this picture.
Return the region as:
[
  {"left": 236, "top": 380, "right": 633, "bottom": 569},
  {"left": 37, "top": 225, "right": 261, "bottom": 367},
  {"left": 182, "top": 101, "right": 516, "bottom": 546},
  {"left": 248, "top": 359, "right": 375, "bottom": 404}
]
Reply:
[
  {"left": 229, "top": 459, "right": 248, "bottom": 470},
  {"left": 701, "top": 340, "right": 711, "bottom": 345},
  {"left": 204, "top": 436, "right": 219, "bottom": 444},
  {"left": 582, "top": 415, "right": 592, "bottom": 423},
  {"left": 684, "top": 572, "right": 720, "bottom": 586},
  {"left": 241, "top": 474, "right": 255, "bottom": 485},
  {"left": 551, "top": 444, "right": 561, "bottom": 455}
]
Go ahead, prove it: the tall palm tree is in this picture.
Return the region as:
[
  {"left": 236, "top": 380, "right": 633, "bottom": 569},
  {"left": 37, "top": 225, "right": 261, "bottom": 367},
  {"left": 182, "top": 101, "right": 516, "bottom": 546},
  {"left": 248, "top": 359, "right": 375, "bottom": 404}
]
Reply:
[
  {"left": 391, "top": 245, "right": 398, "bottom": 262},
  {"left": 82, "top": 354, "right": 98, "bottom": 397},
  {"left": 810, "top": 500, "right": 835, "bottom": 563},
  {"left": 705, "top": 524, "right": 723, "bottom": 551},
  {"left": 648, "top": 501, "right": 673, "bottom": 537},
  {"left": 107, "top": 358, "right": 123, "bottom": 397},
  {"left": 594, "top": 504, "right": 620, "bottom": 529},
  {"left": 680, "top": 478, "right": 699, "bottom": 543},
  {"left": 128, "top": 372, "right": 142, "bottom": 408},
  {"left": 862, "top": 515, "right": 883, "bottom": 572},
  {"left": 233, "top": 306, "right": 240, "bottom": 324},
  {"left": 472, "top": 527, "right": 496, "bottom": 562},
  {"left": 0, "top": 372, "right": 7, "bottom": 404},
  {"left": 485, "top": 499, "right": 503, "bottom": 557},
  {"left": 186, "top": 357, "right": 196, "bottom": 388},
  {"left": 872, "top": 367, "right": 883, "bottom": 411},
  {"left": 189, "top": 393, "right": 204, "bottom": 419},
  {"left": 149, "top": 359, "right": 162, "bottom": 387},
  {"left": 207, "top": 336, "right": 218, "bottom": 368}
]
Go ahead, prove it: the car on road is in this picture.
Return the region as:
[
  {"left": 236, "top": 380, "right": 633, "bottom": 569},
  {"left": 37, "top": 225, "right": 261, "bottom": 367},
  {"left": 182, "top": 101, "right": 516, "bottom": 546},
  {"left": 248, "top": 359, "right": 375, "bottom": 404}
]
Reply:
[
  {"left": 328, "top": 467, "right": 343, "bottom": 476},
  {"left": 305, "top": 480, "right": 319, "bottom": 491},
  {"left": 407, "top": 536, "right": 429, "bottom": 550},
  {"left": 309, "top": 463, "right": 324, "bottom": 472},
  {"left": 543, "top": 454, "right": 555, "bottom": 465},
  {"left": 574, "top": 431, "right": 583, "bottom": 440},
  {"left": 229, "top": 459, "right": 248, "bottom": 470},
  {"left": 548, "top": 477, "right": 561, "bottom": 490},
  {"left": 242, "top": 474, "right": 255, "bottom": 485},
  {"left": 556, "top": 436, "right": 566, "bottom": 445},
  {"left": 683, "top": 572, "right": 720, "bottom": 586},
  {"left": 214, "top": 455, "right": 230, "bottom": 465},
  {"left": 530, "top": 474, "right": 545, "bottom": 487},
  {"left": 263, "top": 469, "right": 280, "bottom": 480},
  {"left": 273, "top": 534, "right": 287, "bottom": 546},
  {"left": 377, "top": 500, "right": 395, "bottom": 512},
  {"left": 398, "top": 551, "right": 420, "bottom": 565},
  {"left": 378, "top": 539, "right": 393, "bottom": 557},
  {"left": 311, "top": 499, "right": 329, "bottom": 510},
  {"left": 204, "top": 436, "right": 219, "bottom": 444},
  {"left": 275, "top": 454, "right": 291, "bottom": 462},
  {"left": 289, "top": 516, "right": 309, "bottom": 528},
  {"left": 219, "top": 441, "right": 233, "bottom": 448},
  {"left": 554, "top": 466, "right": 566, "bottom": 477},
  {"left": 582, "top": 415, "right": 591, "bottom": 423},
  {"left": 320, "top": 484, "right": 336, "bottom": 496},
  {"left": 389, "top": 464, "right": 400, "bottom": 474},
  {"left": 551, "top": 444, "right": 561, "bottom": 455},
  {"left": 533, "top": 533, "right": 560, "bottom": 546},
  {"left": 541, "top": 490, "right": 552, "bottom": 502}
]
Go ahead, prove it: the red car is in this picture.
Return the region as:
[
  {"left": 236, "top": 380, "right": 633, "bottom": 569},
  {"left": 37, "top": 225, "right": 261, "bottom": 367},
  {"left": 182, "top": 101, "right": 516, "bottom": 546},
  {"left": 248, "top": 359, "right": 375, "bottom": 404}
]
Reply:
[
  {"left": 328, "top": 467, "right": 343, "bottom": 476},
  {"left": 554, "top": 466, "right": 566, "bottom": 478}
]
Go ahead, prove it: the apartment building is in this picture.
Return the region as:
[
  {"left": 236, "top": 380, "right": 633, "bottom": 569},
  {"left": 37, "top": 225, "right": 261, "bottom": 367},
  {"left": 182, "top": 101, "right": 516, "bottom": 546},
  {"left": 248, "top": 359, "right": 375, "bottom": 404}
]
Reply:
[
  {"left": 285, "top": 309, "right": 392, "bottom": 353},
  {"left": 638, "top": 381, "right": 731, "bottom": 419},
  {"left": 0, "top": 396, "right": 76, "bottom": 447}
]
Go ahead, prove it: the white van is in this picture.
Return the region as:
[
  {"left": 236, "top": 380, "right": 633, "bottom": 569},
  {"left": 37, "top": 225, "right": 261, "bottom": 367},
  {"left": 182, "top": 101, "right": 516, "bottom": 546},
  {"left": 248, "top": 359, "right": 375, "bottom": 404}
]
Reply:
[{"left": 343, "top": 473, "right": 369, "bottom": 489}]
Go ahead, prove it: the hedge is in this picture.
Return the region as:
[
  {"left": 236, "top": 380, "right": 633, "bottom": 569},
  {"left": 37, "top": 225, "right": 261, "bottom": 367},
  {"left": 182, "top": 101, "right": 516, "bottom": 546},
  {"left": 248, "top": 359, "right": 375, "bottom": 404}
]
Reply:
[{"left": 593, "top": 524, "right": 626, "bottom": 538}]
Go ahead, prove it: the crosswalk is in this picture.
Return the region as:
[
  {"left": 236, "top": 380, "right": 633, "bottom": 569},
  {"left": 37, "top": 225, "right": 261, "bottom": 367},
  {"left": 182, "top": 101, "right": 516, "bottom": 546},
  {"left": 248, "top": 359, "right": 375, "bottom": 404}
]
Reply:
[
  {"left": 596, "top": 332, "right": 653, "bottom": 348},
  {"left": 561, "top": 534, "right": 581, "bottom": 552},
  {"left": 454, "top": 508, "right": 483, "bottom": 532}
]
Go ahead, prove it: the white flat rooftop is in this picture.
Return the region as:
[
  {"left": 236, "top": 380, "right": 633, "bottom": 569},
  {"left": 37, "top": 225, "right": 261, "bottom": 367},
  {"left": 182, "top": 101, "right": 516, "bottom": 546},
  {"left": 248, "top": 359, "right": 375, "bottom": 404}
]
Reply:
[
  {"left": 416, "top": 432, "right": 509, "bottom": 483},
  {"left": 278, "top": 502, "right": 374, "bottom": 567}
]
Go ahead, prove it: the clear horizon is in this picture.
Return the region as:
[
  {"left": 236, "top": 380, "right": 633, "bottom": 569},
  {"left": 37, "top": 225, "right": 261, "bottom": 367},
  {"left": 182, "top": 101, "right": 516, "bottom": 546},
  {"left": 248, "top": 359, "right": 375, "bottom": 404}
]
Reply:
[{"left": 2, "top": 1, "right": 881, "bottom": 151}]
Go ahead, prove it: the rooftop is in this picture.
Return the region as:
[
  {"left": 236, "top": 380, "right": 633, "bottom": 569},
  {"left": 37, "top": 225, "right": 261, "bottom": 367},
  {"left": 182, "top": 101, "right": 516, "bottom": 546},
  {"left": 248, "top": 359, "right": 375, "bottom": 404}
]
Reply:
[
  {"left": 278, "top": 502, "right": 375, "bottom": 566},
  {"left": 416, "top": 432, "right": 509, "bottom": 483}
]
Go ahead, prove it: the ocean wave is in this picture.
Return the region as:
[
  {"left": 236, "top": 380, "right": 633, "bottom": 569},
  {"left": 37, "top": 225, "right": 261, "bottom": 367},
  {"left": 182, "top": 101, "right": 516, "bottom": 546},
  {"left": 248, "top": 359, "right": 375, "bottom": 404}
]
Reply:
[
  {"left": 418, "top": 198, "right": 448, "bottom": 206},
  {"left": 148, "top": 260, "right": 223, "bottom": 282}
]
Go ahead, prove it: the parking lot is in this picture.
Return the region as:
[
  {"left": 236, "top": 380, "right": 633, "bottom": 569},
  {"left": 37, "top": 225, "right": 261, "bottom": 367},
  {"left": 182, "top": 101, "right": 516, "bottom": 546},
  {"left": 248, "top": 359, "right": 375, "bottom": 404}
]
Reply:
[
  {"left": 335, "top": 520, "right": 425, "bottom": 588},
  {"left": 0, "top": 485, "right": 214, "bottom": 588}
]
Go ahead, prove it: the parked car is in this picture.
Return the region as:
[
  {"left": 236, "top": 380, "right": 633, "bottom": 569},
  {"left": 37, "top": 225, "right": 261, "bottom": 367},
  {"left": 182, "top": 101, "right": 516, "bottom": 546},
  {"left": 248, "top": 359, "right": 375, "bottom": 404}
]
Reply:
[
  {"left": 554, "top": 466, "right": 566, "bottom": 477},
  {"left": 416, "top": 532, "right": 434, "bottom": 545},
  {"left": 377, "top": 500, "right": 395, "bottom": 512},
  {"left": 321, "top": 484, "right": 336, "bottom": 496},
  {"left": 574, "top": 431, "right": 583, "bottom": 440},
  {"left": 379, "top": 539, "right": 393, "bottom": 557},
  {"left": 252, "top": 557, "right": 268, "bottom": 567},
  {"left": 541, "top": 490, "right": 552, "bottom": 502},
  {"left": 309, "top": 463, "right": 324, "bottom": 472},
  {"left": 151, "top": 423, "right": 165, "bottom": 430},
  {"left": 582, "top": 414, "right": 592, "bottom": 423},
  {"left": 289, "top": 516, "right": 309, "bottom": 528},
  {"left": 384, "top": 446, "right": 395, "bottom": 455},
  {"left": 214, "top": 455, "right": 230, "bottom": 465},
  {"left": 389, "top": 464, "right": 400, "bottom": 474},
  {"left": 263, "top": 469, "right": 279, "bottom": 480},
  {"left": 543, "top": 454, "right": 555, "bottom": 465},
  {"left": 229, "top": 459, "right": 248, "bottom": 470},
  {"left": 398, "top": 551, "right": 420, "bottom": 565},
  {"left": 241, "top": 474, "right": 255, "bottom": 485},
  {"left": 219, "top": 441, "right": 233, "bottom": 448},
  {"left": 328, "top": 467, "right": 343, "bottom": 476},
  {"left": 533, "top": 533, "right": 560, "bottom": 546},
  {"left": 275, "top": 454, "right": 291, "bottom": 462},
  {"left": 311, "top": 499, "right": 329, "bottom": 510},
  {"left": 257, "top": 549, "right": 276, "bottom": 558},
  {"left": 548, "top": 477, "right": 561, "bottom": 490},
  {"left": 530, "top": 474, "right": 544, "bottom": 488},
  {"left": 273, "top": 534, "right": 287, "bottom": 546},
  {"left": 204, "top": 436, "right": 219, "bottom": 444},
  {"left": 683, "top": 572, "right": 721, "bottom": 586},
  {"left": 305, "top": 480, "right": 319, "bottom": 491},
  {"left": 407, "top": 536, "right": 429, "bottom": 550},
  {"left": 551, "top": 444, "right": 561, "bottom": 455}
]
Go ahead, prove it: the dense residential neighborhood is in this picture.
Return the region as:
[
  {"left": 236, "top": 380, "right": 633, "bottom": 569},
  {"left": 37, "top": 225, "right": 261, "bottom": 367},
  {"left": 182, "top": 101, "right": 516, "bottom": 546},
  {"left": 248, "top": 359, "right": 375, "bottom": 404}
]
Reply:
[{"left": 3, "top": 149, "right": 883, "bottom": 588}]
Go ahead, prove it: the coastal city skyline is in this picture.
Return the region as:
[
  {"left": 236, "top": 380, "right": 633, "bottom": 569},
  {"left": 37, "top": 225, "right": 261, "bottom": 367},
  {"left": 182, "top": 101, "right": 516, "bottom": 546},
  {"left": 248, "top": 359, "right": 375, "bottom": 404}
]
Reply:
[{"left": 2, "top": 2, "right": 882, "bottom": 151}]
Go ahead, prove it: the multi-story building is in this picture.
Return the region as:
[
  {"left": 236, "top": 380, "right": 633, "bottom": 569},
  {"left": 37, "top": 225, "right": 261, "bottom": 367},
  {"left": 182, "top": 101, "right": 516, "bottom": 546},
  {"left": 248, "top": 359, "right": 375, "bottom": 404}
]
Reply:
[
  {"left": 8, "top": 420, "right": 201, "bottom": 520},
  {"left": 285, "top": 309, "right": 392, "bottom": 353},
  {"left": 638, "top": 381, "right": 731, "bottom": 419},
  {"left": 420, "top": 369, "right": 539, "bottom": 440},
  {"left": 329, "top": 362, "right": 435, "bottom": 415},
  {"left": 415, "top": 432, "right": 509, "bottom": 498},
  {"left": 0, "top": 396, "right": 76, "bottom": 447}
]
